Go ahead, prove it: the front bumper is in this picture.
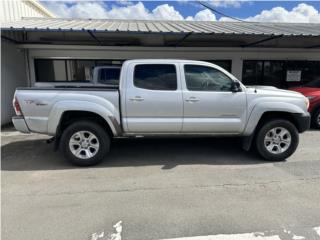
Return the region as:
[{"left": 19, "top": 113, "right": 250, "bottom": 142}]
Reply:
[
  {"left": 12, "top": 116, "right": 30, "bottom": 133},
  {"left": 292, "top": 113, "right": 311, "bottom": 133}
]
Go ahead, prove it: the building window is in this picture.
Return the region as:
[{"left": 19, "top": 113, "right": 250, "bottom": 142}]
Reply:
[
  {"left": 34, "top": 59, "right": 124, "bottom": 82},
  {"left": 242, "top": 60, "right": 263, "bottom": 86},
  {"left": 35, "top": 59, "right": 67, "bottom": 82},
  {"left": 202, "top": 60, "right": 232, "bottom": 72},
  {"left": 67, "top": 60, "right": 95, "bottom": 82},
  {"left": 242, "top": 60, "right": 320, "bottom": 89},
  {"left": 134, "top": 64, "right": 177, "bottom": 90}
]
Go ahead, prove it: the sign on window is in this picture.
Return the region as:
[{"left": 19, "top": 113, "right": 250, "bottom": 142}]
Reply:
[{"left": 286, "top": 70, "right": 301, "bottom": 82}]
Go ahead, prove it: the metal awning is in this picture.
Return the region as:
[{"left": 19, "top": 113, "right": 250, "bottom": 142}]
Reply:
[
  {"left": 2, "top": 17, "right": 320, "bottom": 36},
  {"left": 1, "top": 18, "right": 320, "bottom": 48}
]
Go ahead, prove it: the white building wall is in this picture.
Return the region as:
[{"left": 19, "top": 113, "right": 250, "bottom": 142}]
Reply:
[
  {"left": 1, "top": 41, "right": 28, "bottom": 125},
  {"left": 1, "top": 1, "right": 54, "bottom": 125},
  {"left": 0, "top": 0, "right": 54, "bottom": 22}
]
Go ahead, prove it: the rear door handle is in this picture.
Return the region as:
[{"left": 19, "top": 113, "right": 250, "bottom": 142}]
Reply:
[
  {"left": 129, "top": 96, "right": 144, "bottom": 102},
  {"left": 185, "top": 97, "right": 199, "bottom": 103}
]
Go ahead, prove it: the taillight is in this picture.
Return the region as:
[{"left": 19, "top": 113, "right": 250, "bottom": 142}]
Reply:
[{"left": 13, "top": 97, "right": 22, "bottom": 116}]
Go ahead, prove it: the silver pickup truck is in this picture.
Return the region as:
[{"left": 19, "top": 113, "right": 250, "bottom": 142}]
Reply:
[{"left": 12, "top": 59, "right": 311, "bottom": 166}]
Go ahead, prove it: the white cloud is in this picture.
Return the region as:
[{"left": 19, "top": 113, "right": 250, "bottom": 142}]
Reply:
[
  {"left": 102, "top": 2, "right": 152, "bottom": 20},
  {"left": 152, "top": 4, "right": 184, "bottom": 21},
  {"left": 43, "top": 1, "right": 216, "bottom": 21},
  {"left": 42, "top": 2, "right": 320, "bottom": 23},
  {"left": 208, "top": 0, "right": 242, "bottom": 8},
  {"left": 178, "top": 0, "right": 244, "bottom": 8},
  {"left": 43, "top": 2, "right": 109, "bottom": 19},
  {"left": 245, "top": 3, "right": 320, "bottom": 23},
  {"left": 187, "top": 9, "right": 217, "bottom": 21}
]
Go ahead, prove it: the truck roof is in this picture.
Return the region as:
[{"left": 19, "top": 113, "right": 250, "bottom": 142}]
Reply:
[{"left": 123, "top": 59, "right": 212, "bottom": 64}]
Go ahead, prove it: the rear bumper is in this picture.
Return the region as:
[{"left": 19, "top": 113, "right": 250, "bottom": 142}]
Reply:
[
  {"left": 12, "top": 116, "right": 30, "bottom": 133},
  {"left": 292, "top": 113, "right": 311, "bottom": 133}
]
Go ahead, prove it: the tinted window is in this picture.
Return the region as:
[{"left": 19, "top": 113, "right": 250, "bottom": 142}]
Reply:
[
  {"left": 34, "top": 59, "right": 124, "bottom": 82},
  {"left": 35, "top": 59, "right": 95, "bottom": 82},
  {"left": 184, "top": 65, "right": 233, "bottom": 91},
  {"left": 262, "top": 61, "right": 284, "bottom": 88},
  {"left": 98, "top": 68, "right": 120, "bottom": 85},
  {"left": 242, "top": 60, "right": 320, "bottom": 89},
  {"left": 35, "top": 59, "right": 67, "bottom": 82},
  {"left": 68, "top": 60, "right": 95, "bottom": 82},
  {"left": 134, "top": 64, "right": 177, "bottom": 90},
  {"left": 242, "top": 60, "right": 263, "bottom": 86}
]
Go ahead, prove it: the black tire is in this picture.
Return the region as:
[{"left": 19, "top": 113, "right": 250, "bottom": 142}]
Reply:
[
  {"left": 255, "top": 119, "right": 299, "bottom": 161},
  {"left": 60, "top": 121, "right": 110, "bottom": 166},
  {"left": 311, "top": 108, "right": 320, "bottom": 129}
]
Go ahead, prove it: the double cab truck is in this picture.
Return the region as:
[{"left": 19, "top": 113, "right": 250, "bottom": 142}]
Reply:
[{"left": 12, "top": 60, "right": 311, "bottom": 166}]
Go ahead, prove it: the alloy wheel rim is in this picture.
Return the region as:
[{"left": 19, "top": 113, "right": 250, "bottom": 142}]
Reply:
[
  {"left": 264, "top": 127, "right": 291, "bottom": 154},
  {"left": 69, "top": 131, "right": 100, "bottom": 159}
]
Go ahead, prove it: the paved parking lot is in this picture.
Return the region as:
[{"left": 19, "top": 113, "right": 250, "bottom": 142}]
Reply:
[{"left": 1, "top": 127, "right": 320, "bottom": 240}]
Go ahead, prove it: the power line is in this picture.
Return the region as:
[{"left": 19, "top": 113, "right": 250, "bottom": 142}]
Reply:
[{"left": 197, "top": 1, "right": 247, "bottom": 22}]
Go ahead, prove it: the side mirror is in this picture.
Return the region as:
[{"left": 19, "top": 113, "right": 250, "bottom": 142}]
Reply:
[{"left": 231, "top": 81, "right": 242, "bottom": 92}]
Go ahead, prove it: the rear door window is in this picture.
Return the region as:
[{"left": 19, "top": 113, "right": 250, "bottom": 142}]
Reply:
[{"left": 134, "top": 64, "right": 177, "bottom": 90}]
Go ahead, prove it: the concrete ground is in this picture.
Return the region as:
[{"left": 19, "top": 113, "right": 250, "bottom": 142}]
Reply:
[{"left": 1, "top": 127, "right": 320, "bottom": 240}]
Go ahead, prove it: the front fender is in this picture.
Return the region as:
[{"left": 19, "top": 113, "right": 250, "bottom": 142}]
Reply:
[
  {"left": 47, "top": 100, "right": 120, "bottom": 136},
  {"left": 243, "top": 101, "right": 307, "bottom": 136}
]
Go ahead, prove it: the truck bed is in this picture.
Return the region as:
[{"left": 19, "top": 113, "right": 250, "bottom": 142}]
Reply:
[{"left": 14, "top": 87, "right": 121, "bottom": 135}]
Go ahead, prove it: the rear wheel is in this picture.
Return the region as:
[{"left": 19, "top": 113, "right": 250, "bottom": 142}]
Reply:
[
  {"left": 312, "top": 108, "right": 320, "bottom": 129},
  {"left": 255, "top": 119, "right": 299, "bottom": 161},
  {"left": 60, "top": 121, "right": 110, "bottom": 166}
]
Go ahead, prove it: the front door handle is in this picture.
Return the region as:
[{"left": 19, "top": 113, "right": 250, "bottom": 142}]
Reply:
[
  {"left": 129, "top": 96, "right": 144, "bottom": 102},
  {"left": 185, "top": 97, "right": 199, "bottom": 103}
]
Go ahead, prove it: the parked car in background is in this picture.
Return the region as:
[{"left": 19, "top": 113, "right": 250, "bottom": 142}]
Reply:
[
  {"left": 290, "top": 79, "right": 320, "bottom": 129},
  {"left": 12, "top": 60, "right": 311, "bottom": 166}
]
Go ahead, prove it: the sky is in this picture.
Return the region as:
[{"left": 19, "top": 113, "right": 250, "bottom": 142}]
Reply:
[{"left": 41, "top": 1, "right": 320, "bottom": 22}]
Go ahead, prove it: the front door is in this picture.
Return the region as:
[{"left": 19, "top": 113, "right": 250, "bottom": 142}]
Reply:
[
  {"left": 181, "top": 64, "right": 247, "bottom": 133},
  {"left": 124, "top": 63, "right": 183, "bottom": 133}
]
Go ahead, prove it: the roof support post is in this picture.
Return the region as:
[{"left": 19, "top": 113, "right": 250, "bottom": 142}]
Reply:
[
  {"left": 170, "top": 32, "right": 193, "bottom": 47},
  {"left": 87, "top": 30, "right": 102, "bottom": 45},
  {"left": 241, "top": 35, "right": 283, "bottom": 48}
]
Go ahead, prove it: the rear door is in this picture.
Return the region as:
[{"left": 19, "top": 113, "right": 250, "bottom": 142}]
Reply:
[
  {"left": 181, "top": 63, "right": 247, "bottom": 133},
  {"left": 124, "top": 62, "right": 183, "bottom": 133}
]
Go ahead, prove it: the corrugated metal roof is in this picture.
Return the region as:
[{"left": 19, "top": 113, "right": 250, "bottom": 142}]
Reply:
[{"left": 2, "top": 17, "right": 320, "bottom": 36}]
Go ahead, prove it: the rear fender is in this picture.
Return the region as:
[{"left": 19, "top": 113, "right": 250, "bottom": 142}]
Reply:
[{"left": 47, "top": 100, "right": 121, "bottom": 136}]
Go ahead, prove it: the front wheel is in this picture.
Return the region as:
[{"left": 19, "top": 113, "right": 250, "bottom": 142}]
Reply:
[
  {"left": 255, "top": 119, "right": 299, "bottom": 161},
  {"left": 60, "top": 121, "right": 110, "bottom": 166}
]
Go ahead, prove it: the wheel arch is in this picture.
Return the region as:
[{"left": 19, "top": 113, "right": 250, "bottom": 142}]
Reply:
[
  {"left": 57, "top": 110, "right": 116, "bottom": 138},
  {"left": 242, "top": 110, "right": 305, "bottom": 151},
  {"left": 47, "top": 100, "right": 121, "bottom": 136}
]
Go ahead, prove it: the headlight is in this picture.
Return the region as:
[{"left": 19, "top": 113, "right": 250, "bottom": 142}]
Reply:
[{"left": 304, "top": 97, "right": 310, "bottom": 109}]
